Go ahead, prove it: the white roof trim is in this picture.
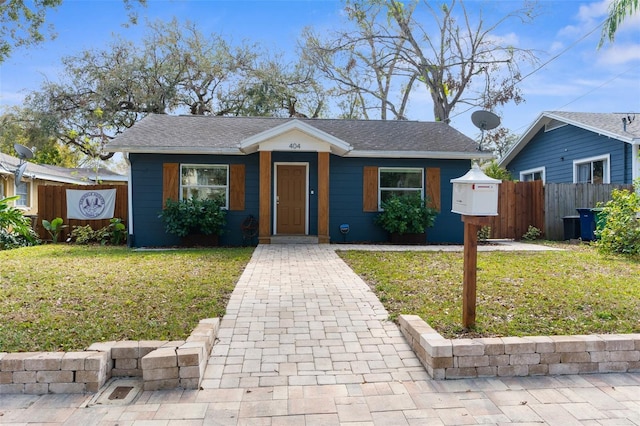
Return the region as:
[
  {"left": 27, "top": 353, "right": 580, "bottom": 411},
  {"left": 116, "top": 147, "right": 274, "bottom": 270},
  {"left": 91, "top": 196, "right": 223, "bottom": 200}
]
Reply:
[
  {"left": 347, "top": 150, "right": 494, "bottom": 160},
  {"left": 239, "top": 119, "right": 352, "bottom": 156},
  {"left": 111, "top": 146, "right": 490, "bottom": 160},
  {"left": 499, "top": 112, "right": 547, "bottom": 166},
  {"left": 115, "top": 147, "right": 243, "bottom": 155},
  {"left": 26, "top": 172, "right": 88, "bottom": 185}
]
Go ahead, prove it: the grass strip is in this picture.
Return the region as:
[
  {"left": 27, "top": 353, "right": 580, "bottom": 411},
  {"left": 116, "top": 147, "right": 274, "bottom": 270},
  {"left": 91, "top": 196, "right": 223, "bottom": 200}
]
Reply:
[
  {"left": 338, "top": 245, "right": 640, "bottom": 338},
  {"left": 0, "top": 245, "right": 253, "bottom": 352}
]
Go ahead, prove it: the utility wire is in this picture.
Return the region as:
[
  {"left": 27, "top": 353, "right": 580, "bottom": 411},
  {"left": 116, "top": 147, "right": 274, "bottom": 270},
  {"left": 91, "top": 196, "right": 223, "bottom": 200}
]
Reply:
[
  {"left": 517, "top": 20, "right": 604, "bottom": 85},
  {"left": 556, "top": 65, "right": 637, "bottom": 110},
  {"left": 450, "top": 19, "right": 606, "bottom": 122}
]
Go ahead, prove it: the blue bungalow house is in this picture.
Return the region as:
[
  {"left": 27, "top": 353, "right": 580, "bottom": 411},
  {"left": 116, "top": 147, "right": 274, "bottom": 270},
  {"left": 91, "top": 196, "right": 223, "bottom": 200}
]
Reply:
[
  {"left": 106, "top": 114, "right": 491, "bottom": 247},
  {"left": 499, "top": 111, "right": 640, "bottom": 184}
]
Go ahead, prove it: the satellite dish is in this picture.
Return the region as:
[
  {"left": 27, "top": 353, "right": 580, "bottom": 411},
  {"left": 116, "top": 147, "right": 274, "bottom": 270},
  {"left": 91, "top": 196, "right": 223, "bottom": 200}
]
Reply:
[
  {"left": 14, "top": 143, "right": 34, "bottom": 160},
  {"left": 14, "top": 162, "right": 28, "bottom": 182},
  {"left": 471, "top": 110, "right": 501, "bottom": 131},
  {"left": 471, "top": 110, "right": 501, "bottom": 151}
]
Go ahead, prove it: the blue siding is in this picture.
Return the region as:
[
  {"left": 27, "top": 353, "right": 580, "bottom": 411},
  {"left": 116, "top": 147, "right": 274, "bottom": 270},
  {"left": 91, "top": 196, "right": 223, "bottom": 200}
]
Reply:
[
  {"left": 507, "top": 125, "right": 630, "bottom": 183},
  {"left": 129, "top": 153, "right": 260, "bottom": 247},
  {"left": 129, "top": 153, "right": 471, "bottom": 247},
  {"left": 328, "top": 157, "right": 470, "bottom": 244}
]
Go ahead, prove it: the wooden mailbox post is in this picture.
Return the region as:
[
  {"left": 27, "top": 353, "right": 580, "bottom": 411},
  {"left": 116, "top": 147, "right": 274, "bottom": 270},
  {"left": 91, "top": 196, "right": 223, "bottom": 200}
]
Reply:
[{"left": 451, "top": 164, "right": 501, "bottom": 329}]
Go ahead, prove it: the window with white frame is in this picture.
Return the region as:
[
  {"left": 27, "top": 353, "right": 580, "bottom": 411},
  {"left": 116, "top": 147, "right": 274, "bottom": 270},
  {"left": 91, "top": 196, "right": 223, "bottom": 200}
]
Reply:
[
  {"left": 520, "top": 167, "right": 545, "bottom": 183},
  {"left": 180, "top": 164, "right": 229, "bottom": 208},
  {"left": 14, "top": 180, "right": 29, "bottom": 207},
  {"left": 379, "top": 168, "right": 423, "bottom": 208},
  {"left": 573, "top": 155, "right": 609, "bottom": 184}
]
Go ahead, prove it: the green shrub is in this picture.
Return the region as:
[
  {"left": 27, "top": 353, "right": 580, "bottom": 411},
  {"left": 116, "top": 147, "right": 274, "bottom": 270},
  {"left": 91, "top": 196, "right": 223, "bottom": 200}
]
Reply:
[
  {"left": 93, "top": 218, "right": 127, "bottom": 245},
  {"left": 522, "top": 225, "right": 542, "bottom": 241},
  {"left": 158, "top": 197, "right": 227, "bottom": 237},
  {"left": 374, "top": 193, "right": 437, "bottom": 235},
  {"left": 42, "top": 217, "right": 67, "bottom": 243},
  {"left": 71, "top": 225, "right": 99, "bottom": 244},
  {"left": 0, "top": 196, "right": 38, "bottom": 250},
  {"left": 595, "top": 188, "right": 640, "bottom": 256},
  {"left": 104, "top": 218, "right": 127, "bottom": 245},
  {"left": 482, "top": 160, "right": 513, "bottom": 181},
  {"left": 0, "top": 227, "right": 38, "bottom": 250},
  {"left": 70, "top": 218, "right": 127, "bottom": 245},
  {"left": 478, "top": 226, "right": 492, "bottom": 242}
]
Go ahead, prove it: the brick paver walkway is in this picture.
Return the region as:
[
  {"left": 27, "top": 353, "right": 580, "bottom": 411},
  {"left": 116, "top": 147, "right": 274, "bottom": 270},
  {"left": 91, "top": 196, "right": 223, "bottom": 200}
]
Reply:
[{"left": 1, "top": 244, "right": 640, "bottom": 425}]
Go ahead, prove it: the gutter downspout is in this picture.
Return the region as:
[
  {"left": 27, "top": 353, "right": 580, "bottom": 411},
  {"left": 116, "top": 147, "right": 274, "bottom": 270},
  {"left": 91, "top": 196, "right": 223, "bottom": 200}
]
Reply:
[{"left": 125, "top": 153, "right": 135, "bottom": 247}]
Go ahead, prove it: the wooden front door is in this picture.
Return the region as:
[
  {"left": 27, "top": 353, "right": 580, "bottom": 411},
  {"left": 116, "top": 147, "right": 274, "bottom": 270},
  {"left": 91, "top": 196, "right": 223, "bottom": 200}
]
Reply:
[{"left": 276, "top": 165, "right": 306, "bottom": 234}]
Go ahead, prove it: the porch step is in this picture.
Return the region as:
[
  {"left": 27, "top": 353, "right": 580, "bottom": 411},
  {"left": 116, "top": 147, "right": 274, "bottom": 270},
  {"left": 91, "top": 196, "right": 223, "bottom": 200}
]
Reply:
[{"left": 270, "top": 235, "right": 319, "bottom": 244}]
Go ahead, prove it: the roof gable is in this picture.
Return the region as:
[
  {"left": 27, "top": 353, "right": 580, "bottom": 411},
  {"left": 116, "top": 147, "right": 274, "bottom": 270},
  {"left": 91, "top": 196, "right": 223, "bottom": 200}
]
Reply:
[
  {"left": 239, "top": 119, "right": 352, "bottom": 156},
  {"left": 500, "top": 111, "right": 640, "bottom": 166}
]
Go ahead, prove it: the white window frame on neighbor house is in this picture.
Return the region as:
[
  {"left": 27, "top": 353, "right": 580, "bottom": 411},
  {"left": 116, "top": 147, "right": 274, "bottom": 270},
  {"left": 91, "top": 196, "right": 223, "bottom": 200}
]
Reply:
[
  {"left": 180, "top": 164, "right": 229, "bottom": 209},
  {"left": 573, "top": 154, "right": 610, "bottom": 184},
  {"left": 519, "top": 167, "right": 546, "bottom": 183},
  {"left": 14, "top": 180, "right": 30, "bottom": 208},
  {"left": 378, "top": 167, "right": 424, "bottom": 210},
  {"left": 633, "top": 144, "right": 639, "bottom": 183}
]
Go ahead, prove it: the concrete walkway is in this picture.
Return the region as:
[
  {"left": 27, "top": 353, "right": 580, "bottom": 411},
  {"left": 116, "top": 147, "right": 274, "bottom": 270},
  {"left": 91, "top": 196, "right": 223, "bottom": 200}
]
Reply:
[{"left": 2, "top": 244, "right": 640, "bottom": 425}]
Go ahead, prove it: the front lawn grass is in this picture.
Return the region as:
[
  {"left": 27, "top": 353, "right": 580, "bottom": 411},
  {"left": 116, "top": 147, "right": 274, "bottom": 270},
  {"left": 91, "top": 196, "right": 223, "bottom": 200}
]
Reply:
[
  {"left": 0, "top": 245, "right": 253, "bottom": 352},
  {"left": 338, "top": 244, "right": 640, "bottom": 338}
]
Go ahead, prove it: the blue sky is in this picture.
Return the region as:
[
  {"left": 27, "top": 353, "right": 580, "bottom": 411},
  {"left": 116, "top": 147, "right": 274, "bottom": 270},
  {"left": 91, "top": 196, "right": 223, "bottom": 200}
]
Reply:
[{"left": 1, "top": 0, "right": 639, "bottom": 140}]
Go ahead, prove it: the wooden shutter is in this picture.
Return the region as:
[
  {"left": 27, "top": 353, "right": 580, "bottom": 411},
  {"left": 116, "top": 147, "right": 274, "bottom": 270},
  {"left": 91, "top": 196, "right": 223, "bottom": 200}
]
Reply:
[
  {"left": 229, "top": 164, "right": 245, "bottom": 211},
  {"left": 162, "top": 163, "right": 179, "bottom": 207},
  {"left": 363, "top": 166, "right": 378, "bottom": 212},
  {"left": 425, "top": 167, "right": 441, "bottom": 212}
]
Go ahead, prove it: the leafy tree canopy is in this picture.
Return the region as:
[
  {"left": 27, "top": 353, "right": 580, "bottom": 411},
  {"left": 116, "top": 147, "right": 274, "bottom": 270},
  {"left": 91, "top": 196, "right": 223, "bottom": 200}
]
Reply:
[
  {"left": 599, "top": 0, "right": 639, "bottom": 48},
  {"left": 0, "top": 107, "right": 80, "bottom": 167}
]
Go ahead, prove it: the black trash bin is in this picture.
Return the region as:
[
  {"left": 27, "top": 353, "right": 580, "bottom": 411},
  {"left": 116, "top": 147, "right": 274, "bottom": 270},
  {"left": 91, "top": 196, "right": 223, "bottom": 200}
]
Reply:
[
  {"left": 562, "top": 215, "right": 581, "bottom": 240},
  {"left": 576, "top": 208, "right": 602, "bottom": 241}
]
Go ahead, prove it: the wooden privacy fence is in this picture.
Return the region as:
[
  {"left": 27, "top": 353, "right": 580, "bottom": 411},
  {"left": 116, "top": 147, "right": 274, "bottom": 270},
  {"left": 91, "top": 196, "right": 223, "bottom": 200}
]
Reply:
[
  {"left": 487, "top": 180, "right": 544, "bottom": 240},
  {"left": 544, "top": 183, "right": 633, "bottom": 241},
  {"left": 36, "top": 185, "right": 128, "bottom": 241},
  {"left": 485, "top": 181, "right": 633, "bottom": 241}
]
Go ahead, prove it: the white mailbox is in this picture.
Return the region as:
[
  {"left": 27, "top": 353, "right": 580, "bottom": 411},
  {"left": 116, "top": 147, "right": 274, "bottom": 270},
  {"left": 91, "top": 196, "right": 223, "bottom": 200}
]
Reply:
[{"left": 450, "top": 164, "right": 501, "bottom": 216}]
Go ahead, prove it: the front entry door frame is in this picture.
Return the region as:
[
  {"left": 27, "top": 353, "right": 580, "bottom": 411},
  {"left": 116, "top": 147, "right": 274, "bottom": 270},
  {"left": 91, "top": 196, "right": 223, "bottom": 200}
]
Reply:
[{"left": 274, "top": 162, "right": 309, "bottom": 235}]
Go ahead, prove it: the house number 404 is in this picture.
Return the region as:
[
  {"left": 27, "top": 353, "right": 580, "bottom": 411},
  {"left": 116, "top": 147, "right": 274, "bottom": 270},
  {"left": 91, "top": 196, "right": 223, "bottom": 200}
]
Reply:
[{"left": 289, "top": 143, "right": 301, "bottom": 150}]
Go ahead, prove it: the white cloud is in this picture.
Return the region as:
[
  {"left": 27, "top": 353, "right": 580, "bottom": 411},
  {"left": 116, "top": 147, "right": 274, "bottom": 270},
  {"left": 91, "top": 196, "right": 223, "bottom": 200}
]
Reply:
[
  {"left": 487, "top": 32, "right": 520, "bottom": 47},
  {"left": 0, "top": 91, "right": 27, "bottom": 107},
  {"left": 558, "top": 0, "right": 608, "bottom": 38},
  {"left": 596, "top": 43, "right": 640, "bottom": 65},
  {"left": 558, "top": 24, "right": 584, "bottom": 39},
  {"left": 549, "top": 41, "right": 565, "bottom": 53},
  {"left": 577, "top": 0, "right": 610, "bottom": 21}
]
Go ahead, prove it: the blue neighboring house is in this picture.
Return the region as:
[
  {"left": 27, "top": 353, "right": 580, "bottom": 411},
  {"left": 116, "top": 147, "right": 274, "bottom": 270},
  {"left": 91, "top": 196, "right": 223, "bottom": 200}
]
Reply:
[
  {"left": 106, "top": 114, "right": 492, "bottom": 247},
  {"left": 499, "top": 111, "right": 640, "bottom": 184}
]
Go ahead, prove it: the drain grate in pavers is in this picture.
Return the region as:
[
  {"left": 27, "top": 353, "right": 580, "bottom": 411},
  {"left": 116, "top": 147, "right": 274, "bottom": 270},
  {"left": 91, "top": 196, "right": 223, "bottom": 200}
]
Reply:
[
  {"left": 108, "top": 386, "right": 134, "bottom": 400},
  {"left": 87, "top": 378, "right": 142, "bottom": 407}
]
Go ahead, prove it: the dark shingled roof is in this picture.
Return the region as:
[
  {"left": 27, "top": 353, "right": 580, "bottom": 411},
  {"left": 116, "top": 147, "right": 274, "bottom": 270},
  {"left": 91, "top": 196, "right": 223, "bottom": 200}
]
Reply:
[
  {"left": 107, "top": 114, "right": 488, "bottom": 158},
  {"left": 545, "top": 111, "right": 640, "bottom": 140}
]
